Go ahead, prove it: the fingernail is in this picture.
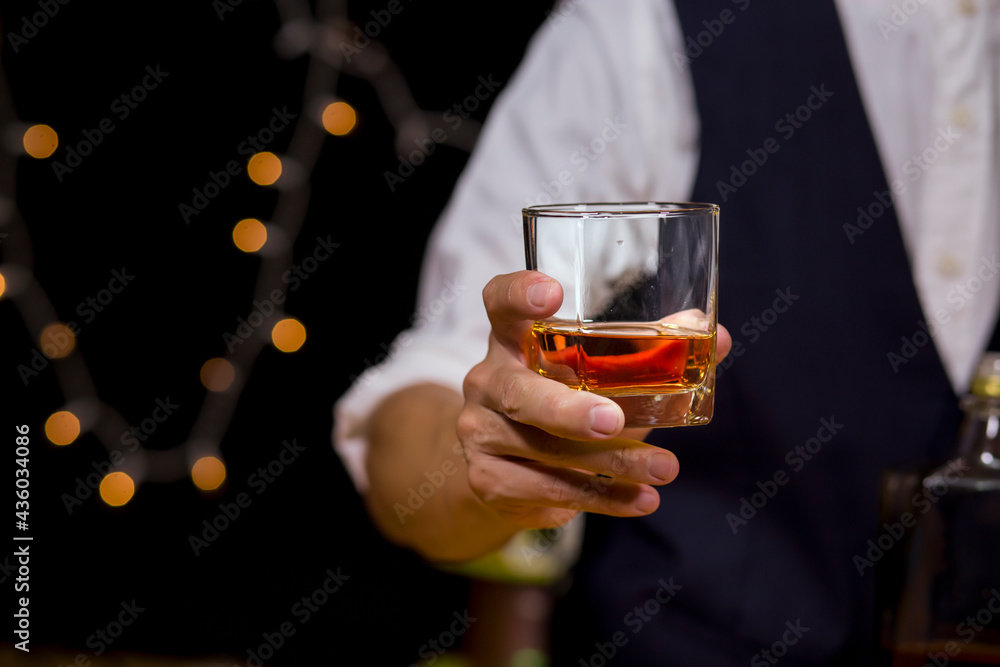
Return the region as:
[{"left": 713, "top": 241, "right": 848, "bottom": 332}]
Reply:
[
  {"left": 589, "top": 403, "right": 622, "bottom": 435},
  {"left": 527, "top": 281, "right": 551, "bottom": 308},
  {"left": 649, "top": 455, "right": 677, "bottom": 483},
  {"left": 635, "top": 487, "right": 659, "bottom": 513}
]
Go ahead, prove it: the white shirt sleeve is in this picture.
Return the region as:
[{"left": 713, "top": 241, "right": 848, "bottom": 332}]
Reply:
[
  {"left": 332, "top": 0, "right": 700, "bottom": 492},
  {"left": 335, "top": 0, "right": 1000, "bottom": 492}
]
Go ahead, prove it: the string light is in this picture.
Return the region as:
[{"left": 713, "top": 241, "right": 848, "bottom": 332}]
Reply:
[
  {"left": 248, "top": 151, "right": 282, "bottom": 186},
  {"left": 0, "top": 265, "right": 27, "bottom": 299},
  {"left": 271, "top": 318, "right": 306, "bottom": 352},
  {"left": 38, "top": 322, "right": 76, "bottom": 359},
  {"left": 233, "top": 218, "right": 268, "bottom": 252},
  {"left": 191, "top": 456, "right": 227, "bottom": 491},
  {"left": 22, "top": 124, "right": 58, "bottom": 158},
  {"left": 45, "top": 411, "right": 81, "bottom": 446},
  {"left": 99, "top": 472, "right": 135, "bottom": 507},
  {"left": 1, "top": 0, "right": 484, "bottom": 505},
  {"left": 322, "top": 101, "right": 357, "bottom": 136},
  {"left": 200, "top": 358, "right": 235, "bottom": 392}
]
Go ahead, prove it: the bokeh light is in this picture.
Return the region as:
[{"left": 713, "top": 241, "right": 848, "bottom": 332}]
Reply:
[
  {"left": 23, "top": 124, "right": 58, "bottom": 158},
  {"left": 192, "top": 456, "right": 227, "bottom": 491},
  {"left": 100, "top": 472, "right": 135, "bottom": 507},
  {"left": 39, "top": 322, "right": 76, "bottom": 359},
  {"left": 45, "top": 411, "right": 80, "bottom": 446},
  {"left": 248, "top": 152, "right": 282, "bottom": 186},
  {"left": 232, "top": 218, "right": 268, "bottom": 252},
  {"left": 271, "top": 318, "right": 306, "bottom": 352},
  {"left": 0, "top": 271, "right": 5, "bottom": 299},
  {"left": 322, "top": 102, "right": 357, "bottom": 136},
  {"left": 200, "top": 358, "right": 235, "bottom": 392}
]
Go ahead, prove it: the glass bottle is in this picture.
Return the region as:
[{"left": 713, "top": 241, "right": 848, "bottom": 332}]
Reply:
[{"left": 875, "top": 353, "right": 1000, "bottom": 666}]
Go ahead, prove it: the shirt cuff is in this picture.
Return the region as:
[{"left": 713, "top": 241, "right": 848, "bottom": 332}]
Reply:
[{"left": 332, "top": 343, "right": 476, "bottom": 494}]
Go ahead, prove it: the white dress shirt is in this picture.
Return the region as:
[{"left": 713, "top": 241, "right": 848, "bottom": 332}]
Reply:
[{"left": 335, "top": 0, "right": 1000, "bottom": 492}]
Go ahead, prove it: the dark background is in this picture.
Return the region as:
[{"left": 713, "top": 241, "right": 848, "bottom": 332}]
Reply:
[{"left": 2, "top": 1, "right": 550, "bottom": 663}]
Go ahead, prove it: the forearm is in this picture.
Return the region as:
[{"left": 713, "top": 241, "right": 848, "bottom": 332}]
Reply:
[{"left": 364, "top": 383, "right": 523, "bottom": 562}]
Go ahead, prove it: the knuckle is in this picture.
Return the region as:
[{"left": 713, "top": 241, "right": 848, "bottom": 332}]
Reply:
[
  {"left": 456, "top": 406, "right": 503, "bottom": 458},
  {"left": 532, "top": 429, "right": 567, "bottom": 462},
  {"left": 541, "top": 474, "right": 573, "bottom": 506},
  {"left": 466, "top": 460, "right": 502, "bottom": 506},
  {"left": 594, "top": 494, "right": 619, "bottom": 516},
  {"left": 591, "top": 483, "right": 624, "bottom": 514},
  {"left": 455, "top": 409, "right": 479, "bottom": 449},
  {"left": 462, "top": 362, "right": 487, "bottom": 400},
  {"left": 465, "top": 462, "right": 489, "bottom": 501},
  {"left": 482, "top": 276, "right": 496, "bottom": 305},
  {"left": 482, "top": 274, "right": 507, "bottom": 311},
  {"left": 497, "top": 372, "right": 529, "bottom": 418},
  {"left": 607, "top": 447, "right": 634, "bottom": 477}
]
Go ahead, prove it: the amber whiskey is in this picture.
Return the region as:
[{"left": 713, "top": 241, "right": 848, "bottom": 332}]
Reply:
[
  {"left": 525, "top": 321, "right": 716, "bottom": 427},
  {"left": 527, "top": 321, "right": 714, "bottom": 394}
]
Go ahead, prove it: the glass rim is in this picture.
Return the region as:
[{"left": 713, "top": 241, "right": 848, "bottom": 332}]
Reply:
[{"left": 522, "top": 201, "right": 719, "bottom": 218}]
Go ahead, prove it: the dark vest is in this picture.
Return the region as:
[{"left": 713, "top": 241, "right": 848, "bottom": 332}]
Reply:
[{"left": 550, "top": 2, "right": 967, "bottom": 665}]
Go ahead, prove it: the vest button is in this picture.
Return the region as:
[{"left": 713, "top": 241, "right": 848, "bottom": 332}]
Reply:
[
  {"left": 951, "top": 106, "right": 973, "bottom": 130},
  {"left": 937, "top": 253, "right": 963, "bottom": 278}
]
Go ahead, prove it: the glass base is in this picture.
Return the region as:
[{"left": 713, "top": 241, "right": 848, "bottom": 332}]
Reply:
[{"left": 607, "top": 383, "right": 714, "bottom": 428}]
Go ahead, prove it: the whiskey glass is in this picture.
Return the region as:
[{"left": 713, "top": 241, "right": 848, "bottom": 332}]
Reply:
[{"left": 522, "top": 202, "right": 719, "bottom": 428}]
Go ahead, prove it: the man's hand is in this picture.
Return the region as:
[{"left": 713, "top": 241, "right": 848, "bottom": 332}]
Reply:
[{"left": 458, "top": 270, "right": 732, "bottom": 530}]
